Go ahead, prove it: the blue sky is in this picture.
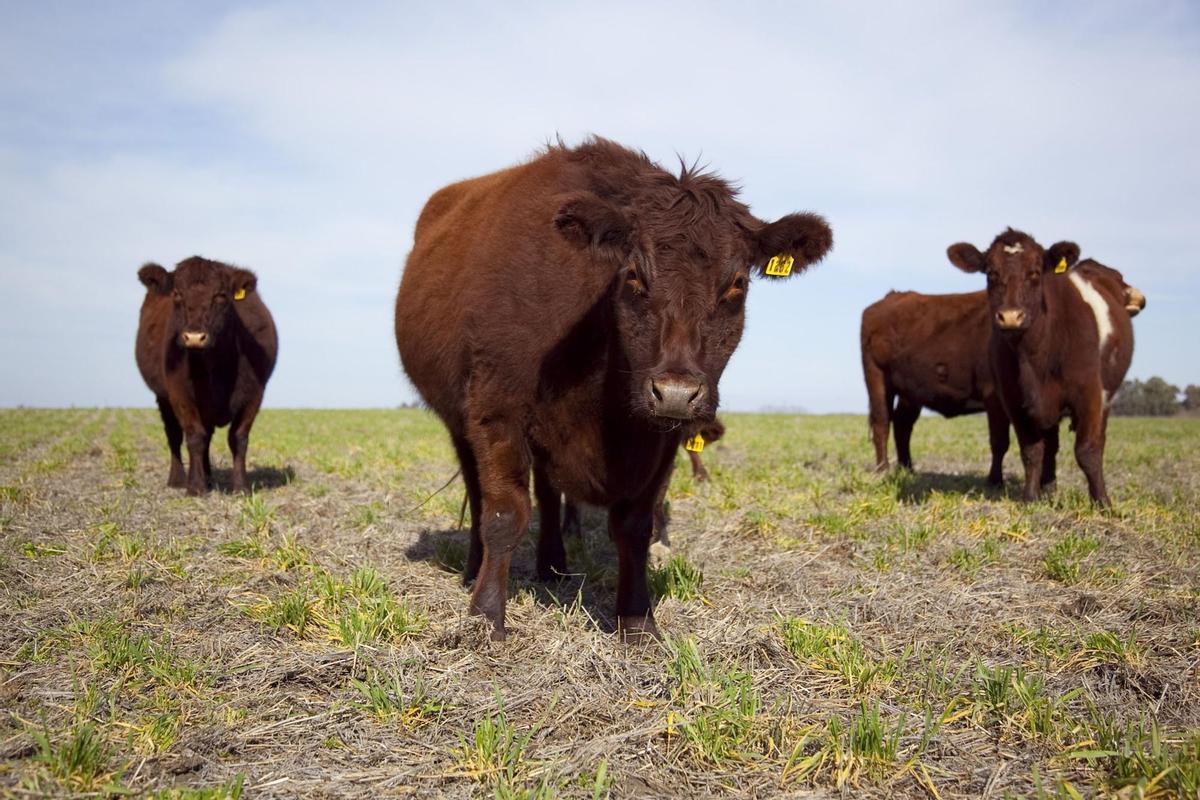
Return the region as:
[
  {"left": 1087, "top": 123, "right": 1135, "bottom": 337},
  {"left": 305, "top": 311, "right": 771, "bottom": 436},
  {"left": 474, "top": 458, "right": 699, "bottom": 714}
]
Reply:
[{"left": 2, "top": 1, "right": 1197, "bottom": 412}]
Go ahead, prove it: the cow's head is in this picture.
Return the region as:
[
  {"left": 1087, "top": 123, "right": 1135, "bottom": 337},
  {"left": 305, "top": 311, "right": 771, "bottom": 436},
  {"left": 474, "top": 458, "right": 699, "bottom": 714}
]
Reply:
[
  {"left": 554, "top": 170, "right": 831, "bottom": 424},
  {"left": 138, "top": 257, "right": 257, "bottom": 350},
  {"left": 947, "top": 228, "right": 1079, "bottom": 334}
]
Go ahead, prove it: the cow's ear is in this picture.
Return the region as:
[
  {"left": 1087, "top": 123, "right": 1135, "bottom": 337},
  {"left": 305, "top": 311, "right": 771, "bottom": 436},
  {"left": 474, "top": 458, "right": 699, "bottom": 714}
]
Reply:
[
  {"left": 947, "top": 243, "right": 986, "bottom": 273},
  {"left": 749, "top": 213, "right": 832, "bottom": 279},
  {"left": 228, "top": 267, "right": 257, "bottom": 296},
  {"left": 138, "top": 263, "right": 172, "bottom": 294},
  {"left": 553, "top": 192, "right": 633, "bottom": 261},
  {"left": 1044, "top": 241, "right": 1080, "bottom": 273}
]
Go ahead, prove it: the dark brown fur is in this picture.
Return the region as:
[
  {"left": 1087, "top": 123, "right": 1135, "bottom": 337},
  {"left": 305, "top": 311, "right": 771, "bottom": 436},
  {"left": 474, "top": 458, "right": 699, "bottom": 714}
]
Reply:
[
  {"left": 947, "top": 230, "right": 1134, "bottom": 505},
  {"left": 861, "top": 261, "right": 1145, "bottom": 486},
  {"left": 547, "top": 417, "right": 726, "bottom": 570},
  {"left": 395, "top": 137, "right": 831, "bottom": 640},
  {"left": 135, "top": 257, "right": 277, "bottom": 495}
]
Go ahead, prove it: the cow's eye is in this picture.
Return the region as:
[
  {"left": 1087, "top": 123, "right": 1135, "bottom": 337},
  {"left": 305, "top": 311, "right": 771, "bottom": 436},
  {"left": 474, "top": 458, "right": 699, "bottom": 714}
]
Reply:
[
  {"left": 215, "top": 293, "right": 228, "bottom": 303},
  {"left": 722, "top": 275, "right": 747, "bottom": 302},
  {"left": 172, "top": 291, "right": 182, "bottom": 303},
  {"left": 1026, "top": 271, "right": 1040, "bottom": 282},
  {"left": 625, "top": 268, "right": 645, "bottom": 296}
]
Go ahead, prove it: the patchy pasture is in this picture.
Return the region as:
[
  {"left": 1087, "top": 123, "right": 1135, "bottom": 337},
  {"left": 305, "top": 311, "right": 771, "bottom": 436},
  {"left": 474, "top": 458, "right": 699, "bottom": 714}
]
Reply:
[{"left": 1, "top": 409, "right": 1198, "bottom": 798}]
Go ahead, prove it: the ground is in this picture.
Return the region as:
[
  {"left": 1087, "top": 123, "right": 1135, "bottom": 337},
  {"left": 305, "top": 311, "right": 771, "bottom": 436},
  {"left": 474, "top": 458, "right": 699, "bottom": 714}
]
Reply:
[{"left": 1, "top": 408, "right": 1198, "bottom": 799}]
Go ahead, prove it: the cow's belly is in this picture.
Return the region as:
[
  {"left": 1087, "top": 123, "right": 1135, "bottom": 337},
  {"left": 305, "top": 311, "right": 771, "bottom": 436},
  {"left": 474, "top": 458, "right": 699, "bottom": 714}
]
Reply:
[{"left": 528, "top": 404, "right": 673, "bottom": 507}]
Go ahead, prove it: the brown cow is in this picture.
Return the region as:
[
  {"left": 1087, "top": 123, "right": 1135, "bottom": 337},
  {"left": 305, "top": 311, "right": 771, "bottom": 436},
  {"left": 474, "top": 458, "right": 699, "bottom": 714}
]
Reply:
[
  {"left": 861, "top": 262, "right": 1145, "bottom": 484},
  {"left": 395, "top": 137, "right": 832, "bottom": 640},
  {"left": 136, "top": 257, "right": 277, "bottom": 496},
  {"left": 947, "top": 229, "right": 1134, "bottom": 505}
]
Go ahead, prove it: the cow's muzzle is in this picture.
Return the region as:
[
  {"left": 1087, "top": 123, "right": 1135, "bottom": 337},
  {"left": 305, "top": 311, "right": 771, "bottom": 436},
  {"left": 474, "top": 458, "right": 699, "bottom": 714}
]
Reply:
[
  {"left": 647, "top": 374, "right": 707, "bottom": 420},
  {"left": 1124, "top": 286, "right": 1146, "bottom": 316},
  {"left": 994, "top": 309, "right": 1026, "bottom": 330},
  {"left": 181, "top": 331, "right": 210, "bottom": 349}
]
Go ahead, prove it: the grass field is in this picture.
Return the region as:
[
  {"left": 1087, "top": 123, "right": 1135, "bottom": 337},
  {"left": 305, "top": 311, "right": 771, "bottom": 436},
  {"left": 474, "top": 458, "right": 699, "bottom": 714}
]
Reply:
[{"left": 1, "top": 408, "right": 1198, "bottom": 798}]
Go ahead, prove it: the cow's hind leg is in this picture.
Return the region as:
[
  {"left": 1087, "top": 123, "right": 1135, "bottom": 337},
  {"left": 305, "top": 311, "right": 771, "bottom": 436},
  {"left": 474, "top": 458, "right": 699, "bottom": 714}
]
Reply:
[
  {"left": 865, "top": 365, "right": 893, "bottom": 471},
  {"left": 562, "top": 500, "right": 581, "bottom": 537},
  {"left": 1074, "top": 398, "right": 1110, "bottom": 507},
  {"left": 451, "top": 434, "right": 483, "bottom": 586},
  {"left": 156, "top": 396, "right": 186, "bottom": 488},
  {"left": 533, "top": 459, "right": 567, "bottom": 581},
  {"left": 228, "top": 395, "right": 263, "bottom": 494},
  {"left": 893, "top": 399, "right": 920, "bottom": 470}
]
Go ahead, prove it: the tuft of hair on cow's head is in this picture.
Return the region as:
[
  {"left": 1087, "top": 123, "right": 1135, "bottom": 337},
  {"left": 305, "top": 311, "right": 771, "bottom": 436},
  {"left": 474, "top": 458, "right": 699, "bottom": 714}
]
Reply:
[
  {"left": 138, "top": 263, "right": 172, "bottom": 295},
  {"left": 949, "top": 229, "right": 1080, "bottom": 334},
  {"left": 167, "top": 256, "right": 258, "bottom": 351},
  {"left": 553, "top": 143, "right": 833, "bottom": 426}
]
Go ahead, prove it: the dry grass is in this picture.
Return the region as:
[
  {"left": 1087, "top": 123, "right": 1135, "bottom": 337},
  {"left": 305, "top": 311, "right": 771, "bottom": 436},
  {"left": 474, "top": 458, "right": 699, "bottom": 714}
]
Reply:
[{"left": 1, "top": 408, "right": 1198, "bottom": 798}]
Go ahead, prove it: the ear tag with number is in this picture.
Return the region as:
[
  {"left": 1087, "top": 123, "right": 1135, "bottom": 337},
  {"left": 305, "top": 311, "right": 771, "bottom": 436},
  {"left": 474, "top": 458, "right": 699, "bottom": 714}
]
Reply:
[
  {"left": 1054, "top": 257, "right": 1068, "bottom": 274},
  {"left": 685, "top": 433, "right": 705, "bottom": 453},
  {"left": 764, "top": 254, "right": 795, "bottom": 277},
  {"left": 233, "top": 288, "right": 247, "bottom": 300}
]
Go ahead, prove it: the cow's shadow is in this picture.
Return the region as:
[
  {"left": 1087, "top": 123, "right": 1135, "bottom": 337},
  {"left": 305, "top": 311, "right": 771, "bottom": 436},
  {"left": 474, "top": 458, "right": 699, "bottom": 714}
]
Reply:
[
  {"left": 404, "top": 506, "right": 627, "bottom": 633},
  {"left": 889, "top": 470, "right": 1014, "bottom": 504},
  {"left": 208, "top": 464, "right": 296, "bottom": 493}
]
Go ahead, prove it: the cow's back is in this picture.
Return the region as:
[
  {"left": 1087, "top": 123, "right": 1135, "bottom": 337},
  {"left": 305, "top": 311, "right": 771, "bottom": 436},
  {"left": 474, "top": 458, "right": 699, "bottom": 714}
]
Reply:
[
  {"left": 135, "top": 293, "right": 172, "bottom": 396},
  {"left": 395, "top": 152, "right": 620, "bottom": 431},
  {"left": 861, "top": 290, "right": 991, "bottom": 415}
]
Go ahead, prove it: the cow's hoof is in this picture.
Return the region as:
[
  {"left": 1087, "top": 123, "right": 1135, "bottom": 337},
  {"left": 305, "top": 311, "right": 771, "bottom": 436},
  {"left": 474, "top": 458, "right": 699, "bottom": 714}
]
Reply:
[
  {"left": 167, "top": 475, "right": 186, "bottom": 489},
  {"left": 618, "top": 615, "right": 660, "bottom": 644}
]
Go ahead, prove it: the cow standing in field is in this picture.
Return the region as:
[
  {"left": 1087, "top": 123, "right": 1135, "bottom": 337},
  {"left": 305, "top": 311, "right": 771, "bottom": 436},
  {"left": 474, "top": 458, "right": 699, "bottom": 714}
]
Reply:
[
  {"left": 861, "top": 264, "right": 1145, "bottom": 484},
  {"left": 136, "top": 257, "right": 277, "bottom": 496},
  {"left": 395, "top": 137, "right": 832, "bottom": 640},
  {"left": 947, "top": 229, "right": 1134, "bottom": 505}
]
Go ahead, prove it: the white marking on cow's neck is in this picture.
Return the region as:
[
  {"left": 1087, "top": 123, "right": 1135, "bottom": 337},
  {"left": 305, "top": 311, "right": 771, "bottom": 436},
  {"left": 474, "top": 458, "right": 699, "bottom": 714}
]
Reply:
[
  {"left": 1067, "top": 271, "right": 1114, "bottom": 351},
  {"left": 1003, "top": 243, "right": 1023, "bottom": 254}
]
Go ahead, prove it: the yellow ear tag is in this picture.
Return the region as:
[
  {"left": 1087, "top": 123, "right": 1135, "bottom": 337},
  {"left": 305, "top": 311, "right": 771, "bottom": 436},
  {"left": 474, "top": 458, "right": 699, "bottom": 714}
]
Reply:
[
  {"left": 764, "top": 254, "right": 795, "bottom": 277},
  {"left": 233, "top": 288, "right": 247, "bottom": 300},
  {"left": 1054, "top": 257, "right": 1068, "bottom": 274},
  {"left": 685, "top": 433, "right": 705, "bottom": 453}
]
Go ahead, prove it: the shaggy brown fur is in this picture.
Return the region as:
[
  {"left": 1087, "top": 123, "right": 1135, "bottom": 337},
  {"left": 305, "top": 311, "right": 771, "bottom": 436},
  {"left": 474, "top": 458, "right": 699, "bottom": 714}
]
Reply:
[
  {"left": 135, "top": 257, "right": 277, "bottom": 496},
  {"left": 395, "top": 137, "right": 831, "bottom": 640},
  {"left": 947, "top": 230, "right": 1134, "bottom": 505}
]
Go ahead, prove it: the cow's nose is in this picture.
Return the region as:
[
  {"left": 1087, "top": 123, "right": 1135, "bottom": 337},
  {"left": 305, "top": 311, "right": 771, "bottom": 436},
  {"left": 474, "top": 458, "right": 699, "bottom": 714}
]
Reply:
[
  {"left": 182, "top": 331, "right": 210, "bottom": 348},
  {"left": 995, "top": 309, "right": 1026, "bottom": 330},
  {"left": 648, "top": 375, "right": 706, "bottom": 419},
  {"left": 1124, "top": 286, "right": 1146, "bottom": 316}
]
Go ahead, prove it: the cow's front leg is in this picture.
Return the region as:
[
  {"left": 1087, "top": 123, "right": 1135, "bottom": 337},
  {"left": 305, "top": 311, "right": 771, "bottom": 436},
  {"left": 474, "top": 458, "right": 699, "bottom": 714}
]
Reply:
[
  {"left": 184, "top": 427, "right": 210, "bottom": 496},
  {"left": 1040, "top": 422, "right": 1060, "bottom": 491},
  {"left": 1014, "top": 424, "right": 1045, "bottom": 502},
  {"left": 610, "top": 498, "right": 659, "bottom": 642},
  {"left": 466, "top": 411, "right": 531, "bottom": 641},
  {"left": 984, "top": 398, "right": 1009, "bottom": 486}
]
